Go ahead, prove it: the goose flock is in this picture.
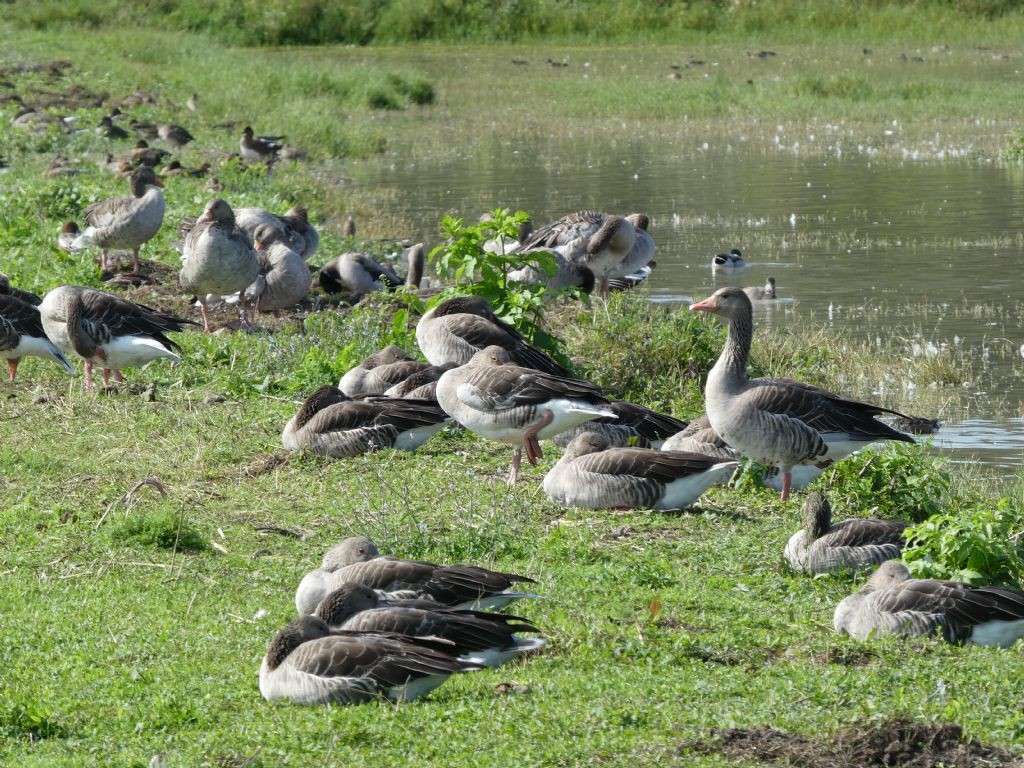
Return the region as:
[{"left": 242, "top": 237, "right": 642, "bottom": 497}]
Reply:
[{"left": 6, "top": 79, "right": 1024, "bottom": 710}]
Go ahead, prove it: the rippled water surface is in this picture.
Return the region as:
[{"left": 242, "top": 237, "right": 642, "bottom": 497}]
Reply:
[{"left": 351, "top": 139, "right": 1024, "bottom": 470}]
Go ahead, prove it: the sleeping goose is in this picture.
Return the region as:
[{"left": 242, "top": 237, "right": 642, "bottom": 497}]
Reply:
[
  {"left": 240, "top": 126, "right": 282, "bottom": 164},
  {"left": 690, "top": 287, "right": 914, "bottom": 500},
  {"left": 383, "top": 362, "right": 454, "bottom": 399},
  {"left": 338, "top": 346, "right": 430, "bottom": 398},
  {"left": 507, "top": 248, "right": 596, "bottom": 296},
  {"left": 712, "top": 248, "right": 744, "bottom": 270},
  {"left": 784, "top": 493, "right": 909, "bottom": 574},
  {"left": 744, "top": 276, "right": 776, "bottom": 300},
  {"left": 281, "top": 385, "right": 450, "bottom": 458},
  {"left": 318, "top": 252, "right": 403, "bottom": 300},
  {"left": 513, "top": 210, "right": 636, "bottom": 298},
  {"left": 259, "top": 616, "right": 479, "bottom": 705},
  {"left": 834, "top": 560, "right": 1024, "bottom": 648},
  {"left": 544, "top": 431, "right": 737, "bottom": 510},
  {"left": 436, "top": 345, "right": 614, "bottom": 484},
  {"left": 313, "top": 584, "right": 546, "bottom": 668},
  {"left": 239, "top": 224, "right": 311, "bottom": 313},
  {"left": 608, "top": 213, "right": 655, "bottom": 283},
  {"left": 1, "top": 295, "right": 75, "bottom": 380},
  {"left": 416, "top": 295, "right": 572, "bottom": 377},
  {"left": 73, "top": 166, "right": 165, "bottom": 271},
  {"left": 553, "top": 400, "right": 688, "bottom": 449},
  {"left": 295, "top": 535, "right": 539, "bottom": 616},
  {"left": 39, "top": 285, "right": 193, "bottom": 388},
  {"left": 234, "top": 205, "right": 318, "bottom": 261},
  {"left": 0, "top": 272, "right": 41, "bottom": 306},
  {"left": 180, "top": 198, "right": 260, "bottom": 331}
]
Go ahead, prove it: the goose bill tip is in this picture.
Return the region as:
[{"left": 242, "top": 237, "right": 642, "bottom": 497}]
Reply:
[{"left": 689, "top": 297, "right": 716, "bottom": 312}]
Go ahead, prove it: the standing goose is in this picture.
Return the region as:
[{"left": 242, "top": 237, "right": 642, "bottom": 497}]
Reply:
[
  {"left": 295, "top": 536, "right": 538, "bottom": 616},
  {"left": 1, "top": 295, "right": 75, "bottom": 380},
  {"left": 544, "top": 431, "right": 737, "bottom": 510},
  {"left": 834, "top": 560, "right": 1024, "bottom": 647},
  {"left": 436, "top": 346, "right": 614, "bottom": 484},
  {"left": 240, "top": 126, "right": 282, "bottom": 164},
  {"left": 259, "top": 616, "right": 480, "bottom": 705},
  {"left": 39, "top": 285, "right": 193, "bottom": 388},
  {"left": 281, "top": 385, "right": 450, "bottom": 458},
  {"left": 744, "top": 276, "right": 777, "bottom": 300},
  {"left": 314, "top": 584, "right": 546, "bottom": 668},
  {"left": 416, "top": 295, "right": 571, "bottom": 377},
  {"left": 0, "top": 272, "right": 41, "bottom": 306},
  {"left": 514, "top": 210, "right": 636, "bottom": 298},
  {"left": 180, "top": 198, "right": 260, "bottom": 332},
  {"left": 317, "top": 252, "right": 403, "bottom": 300},
  {"left": 239, "top": 224, "right": 311, "bottom": 313},
  {"left": 690, "top": 287, "right": 914, "bottom": 500},
  {"left": 784, "top": 493, "right": 909, "bottom": 574},
  {"left": 74, "top": 166, "right": 165, "bottom": 271},
  {"left": 338, "top": 346, "right": 430, "bottom": 398},
  {"left": 553, "top": 400, "right": 688, "bottom": 449},
  {"left": 712, "top": 249, "right": 745, "bottom": 270}
]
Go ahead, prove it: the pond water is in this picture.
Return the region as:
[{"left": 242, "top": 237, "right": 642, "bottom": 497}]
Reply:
[{"left": 351, "top": 139, "right": 1024, "bottom": 472}]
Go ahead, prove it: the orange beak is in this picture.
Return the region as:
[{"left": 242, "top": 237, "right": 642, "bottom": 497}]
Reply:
[
  {"left": 254, "top": 240, "right": 263, "bottom": 251},
  {"left": 689, "top": 296, "right": 717, "bottom": 313}
]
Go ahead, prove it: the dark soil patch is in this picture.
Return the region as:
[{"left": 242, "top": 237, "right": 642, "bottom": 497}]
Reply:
[{"left": 685, "top": 720, "right": 1022, "bottom": 767}]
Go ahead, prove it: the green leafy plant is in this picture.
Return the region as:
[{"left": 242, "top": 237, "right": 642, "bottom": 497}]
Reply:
[
  {"left": 1001, "top": 128, "right": 1024, "bottom": 162},
  {"left": 428, "top": 208, "right": 579, "bottom": 368},
  {"left": 108, "top": 507, "right": 208, "bottom": 551},
  {"left": 903, "top": 498, "right": 1024, "bottom": 586}
]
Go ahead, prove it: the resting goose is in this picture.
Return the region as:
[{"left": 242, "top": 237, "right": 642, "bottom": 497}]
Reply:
[
  {"left": 180, "top": 198, "right": 260, "bottom": 331},
  {"left": 784, "top": 493, "right": 909, "bottom": 574},
  {"left": 834, "top": 560, "right": 1024, "bottom": 648},
  {"left": 157, "top": 122, "right": 194, "bottom": 151},
  {"left": 240, "top": 126, "right": 282, "bottom": 164},
  {"left": 318, "top": 252, "right": 403, "bottom": 300},
  {"left": 553, "top": 400, "right": 688, "bottom": 450},
  {"left": 514, "top": 210, "right": 636, "bottom": 298},
  {"left": 0, "top": 272, "right": 41, "bottom": 306},
  {"left": 383, "top": 362, "right": 454, "bottom": 399},
  {"left": 314, "top": 584, "right": 546, "bottom": 668},
  {"left": 96, "top": 115, "right": 129, "bottom": 140},
  {"left": 39, "top": 285, "right": 193, "bottom": 388},
  {"left": 281, "top": 385, "right": 450, "bottom": 458},
  {"left": 339, "top": 346, "right": 430, "bottom": 398},
  {"left": 507, "top": 248, "right": 596, "bottom": 296},
  {"left": 295, "top": 535, "right": 538, "bottom": 616},
  {"left": 690, "top": 287, "right": 914, "bottom": 500},
  {"left": 608, "top": 213, "right": 655, "bottom": 282},
  {"left": 130, "top": 140, "right": 170, "bottom": 168},
  {"left": 1, "top": 295, "right": 75, "bottom": 380},
  {"left": 240, "top": 224, "right": 311, "bottom": 312},
  {"left": 712, "top": 248, "right": 745, "bottom": 270},
  {"left": 234, "top": 205, "right": 319, "bottom": 261},
  {"left": 74, "top": 167, "right": 165, "bottom": 271},
  {"left": 744, "top": 277, "right": 776, "bottom": 300},
  {"left": 259, "top": 616, "right": 479, "bottom": 705},
  {"left": 436, "top": 345, "right": 614, "bottom": 484},
  {"left": 544, "top": 431, "right": 737, "bottom": 510},
  {"left": 416, "top": 295, "right": 572, "bottom": 377},
  {"left": 661, "top": 413, "right": 739, "bottom": 460}
]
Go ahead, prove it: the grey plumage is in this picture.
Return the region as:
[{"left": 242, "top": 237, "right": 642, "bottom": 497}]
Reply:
[
  {"left": 338, "top": 346, "right": 429, "bottom": 398},
  {"left": 553, "top": 400, "right": 688, "bottom": 449},
  {"left": 0, "top": 294, "right": 75, "bottom": 380},
  {"left": 318, "top": 252, "right": 403, "bottom": 299},
  {"left": 79, "top": 166, "right": 165, "bottom": 271},
  {"left": 242, "top": 224, "right": 311, "bottom": 312}
]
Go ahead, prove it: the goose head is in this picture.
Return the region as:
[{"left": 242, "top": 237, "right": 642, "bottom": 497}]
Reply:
[
  {"left": 313, "top": 584, "right": 380, "bottom": 627},
  {"left": 563, "top": 431, "right": 611, "bottom": 460},
  {"left": 321, "top": 536, "right": 381, "bottom": 570},
  {"left": 129, "top": 166, "right": 163, "bottom": 196},
  {"left": 294, "top": 385, "right": 348, "bottom": 429},
  {"left": 626, "top": 213, "right": 650, "bottom": 231},
  {"left": 860, "top": 560, "right": 912, "bottom": 593},
  {"left": 252, "top": 223, "right": 283, "bottom": 251},
  {"left": 432, "top": 294, "right": 494, "bottom": 320},
  {"left": 197, "top": 198, "right": 235, "bottom": 225},
  {"left": 264, "top": 616, "right": 331, "bottom": 671},
  {"left": 801, "top": 492, "right": 833, "bottom": 540},
  {"left": 516, "top": 219, "right": 534, "bottom": 243},
  {"left": 363, "top": 345, "right": 412, "bottom": 369},
  {"left": 283, "top": 205, "right": 309, "bottom": 224},
  {"left": 469, "top": 345, "right": 513, "bottom": 368},
  {"left": 689, "top": 286, "right": 752, "bottom": 321}
]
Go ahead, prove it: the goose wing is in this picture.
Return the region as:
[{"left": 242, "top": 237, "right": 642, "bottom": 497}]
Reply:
[
  {"left": 341, "top": 607, "right": 537, "bottom": 653},
  {"left": 80, "top": 289, "right": 195, "bottom": 350},
  {"left": 514, "top": 210, "right": 603, "bottom": 252},
  {"left": 822, "top": 519, "right": 909, "bottom": 549},
  {"left": 306, "top": 400, "right": 447, "bottom": 435},
  {"left": 0, "top": 295, "right": 46, "bottom": 345},
  {"left": 574, "top": 447, "right": 723, "bottom": 483},
  {"left": 341, "top": 558, "right": 533, "bottom": 604},
  {"left": 84, "top": 194, "right": 136, "bottom": 228},
  {"left": 456, "top": 366, "right": 604, "bottom": 411},
  {"left": 601, "top": 401, "right": 688, "bottom": 441}
]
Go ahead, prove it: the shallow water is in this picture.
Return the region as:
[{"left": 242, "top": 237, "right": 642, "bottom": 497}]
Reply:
[{"left": 351, "top": 141, "right": 1024, "bottom": 471}]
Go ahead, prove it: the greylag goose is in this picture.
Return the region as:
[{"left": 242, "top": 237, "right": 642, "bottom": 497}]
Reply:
[
  {"left": 259, "top": 616, "right": 479, "bottom": 705},
  {"left": 507, "top": 248, "right": 596, "bottom": 295},
  {"left": 690, "top": 287, "right": 914, "bottom": 500},
  {"left": 57, "top": 222, "right": 80, "bottom": 252},
  {"left": 180, "top": 198, "right": 260, "bottom": 332},
  {"left": 436, "top": 346, "right": 614, "bottom": 483},
  {"left": 834, "top": 560, "right": 1024, "bottom": 647},
  {"left": 295, "top": 535, "right": 538, "bottom": 616},
  {"left": 608, "top": 213, "right": 655, "bottom": 282},
  {"left": 338, "top": 346, "right": 430, "bottom": 398},
  {"left": 383, "top": 363, "right": 455, "bottom": 400},
  {"left": 712, "top": 249, "right": 745, "bottom": 270},
  {"left": 74, "top": 166, "right": 165, "bottom": 271},
  {"left": 784, "top": 493, "right": 909, "bottom": 574},
  {"left": 240, "top": 126, "right": 282, "bottom": 164},
  {"left": 157, "top": 122, "right": 194, "bottom": 150},
  {"left": 318, "top": 252, "right": 403, "bottom": 300},
  {"left": 513, "top": 210, "right": 637, "bottom": 298},
  {"left": 281, "top": 385, "right": 450, "bottom": 458},
  {"left": 744, "top": 277, "right": 776, "bottom": 300},
  {"left": 543, "top": 432, "right": 737, "bottom": 510},
  {"left": 130, "top": 120, "right": 159, "bottom": 140},
  {"left": 660, "top": 413, "right": 739, "bottom": 460},
  {"left": 239, "top": 224, "right": 311, "bottom": 312},
  {"left": 314, "top": 584, "right": 546, "bottom": 668},
  {"left": 39, "top": 285, "right": 193, "bottom": 388},
  {"left": 416, "top": 295, "right": 572, "bottom": 377},
  {"left": 1, "top": 295, "right": 75, "bottom": 380},
  {"left": 130, "top": 140, "right": 170, "bottom": 168},
  {"left": 553, "top": 400, "right": 688, "bottom": 450},
  {"left": 0, "top": 272, "right": 41, "bottom": 305},
  {"left": 96, "top": 115, "right": 129, "bottom": 140},
  {"left": 234, "top": 205, "right": 319, "bottom": 261}
]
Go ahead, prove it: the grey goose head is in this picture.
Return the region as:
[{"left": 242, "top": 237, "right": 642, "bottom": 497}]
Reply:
[
  {"left": 313, "top": 583, "right": 381, "bottom": 627},
  {"left": 860, "top": 559, "right": 913, "bottom": 593},
  {"left": 802, "top": 492, "right": 833, "bottom": 540},
  {"left": 252, "top": 223, "right": 285, "bottom": 251},
  {"left": 563, "top": 430, "right": 611, "bottom": 461},
  {"left": 362, "top": 345, "right": 413, "bottom": 369},
  {"left": 321, "top": 536, "right": 381, "bottom": 571},
  {"left": 689, "top": 285, "right": 753, "bottom": 321},
  {"left": 197, "top": 198, "right": 236, "bottom": 226},
  {"left": 468, "top": 344, "right": 514, "bottom": 368},
  {"left": 625, "top": 213, "right": 650, "bottom": 231},
  {"left": 129, "top": 166, "right": 163, "bottom": 197}
]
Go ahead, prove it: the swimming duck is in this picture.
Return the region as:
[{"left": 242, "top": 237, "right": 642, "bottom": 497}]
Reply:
[
  {"left": 712, "top": 248, "right": 745, "bottom": 270},
  {"left": 744, "top": 277, "right": 777, "bottom": 300}
]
